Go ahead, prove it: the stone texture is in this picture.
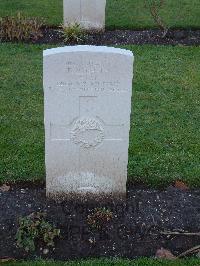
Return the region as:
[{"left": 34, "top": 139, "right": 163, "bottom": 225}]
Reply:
[
  {"left": 43, "top": 45, "right": 134, "bottom": 200},
  {"left": 63, "top": 0, "right": 106, "bottom": 30}
]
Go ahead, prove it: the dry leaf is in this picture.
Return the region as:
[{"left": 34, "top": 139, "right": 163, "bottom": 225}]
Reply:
[
  {"left": 0, "top": 257, "right": 15, "bottom": 262},
  {"left": 0, "top": 184, "right": 10, "bottom": 192},
  {"left": 155, "top": 247, "right": 177, "bottom": 260},
  {"left": 174, "top": 181, "right": 189, "bottom": 191}
]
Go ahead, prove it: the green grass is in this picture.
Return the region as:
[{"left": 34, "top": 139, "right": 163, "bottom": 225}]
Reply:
[
  {"left": 0, "top": 0, "right": 63, "bottom": 26},
  {"left": 0, "top": 0, "right": 199, "bottom": 29},
  {"left": 106, "top": 0, "right": 200, "bottom": 29},
  {"left": 3, "top": 258, "right": 200, "bottom": 266},
  {"left": 0, "top": 43, "right": 200, "bottom": 187}
]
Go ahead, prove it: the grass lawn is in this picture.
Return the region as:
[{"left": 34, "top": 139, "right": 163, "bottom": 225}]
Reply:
[
  {"left": 0, "top": 0, "right": 199, "bottom": 29},
  {"left": 4, "top": 258, "right": 200, "bottom": 266},
  {"left": 0, "top": 43, "right": 199, "bottom": 187},
  {"left": 3, "top": 258, "right": 200, "bottom": 266}
]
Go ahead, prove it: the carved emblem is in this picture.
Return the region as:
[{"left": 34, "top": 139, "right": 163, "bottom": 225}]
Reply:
[{"left": 71, "top": 117, "right": 104, "bottom": 149}]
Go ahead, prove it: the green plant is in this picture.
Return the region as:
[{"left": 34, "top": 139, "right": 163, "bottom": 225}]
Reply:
[
  {"left": 0, "top": 12, "right": 44, "bottom": 41},
  {"left": 144, "top": 0, "right": 169, "bottom": 37},
  {"left": 59, "top": 23, "right": 86, "bottom": 43},
  {"left": 16, "top": 212, "right": 60, "bottom": 252},
  {"left": 87, "top": 207, "right": 113, "bottom": 230}
]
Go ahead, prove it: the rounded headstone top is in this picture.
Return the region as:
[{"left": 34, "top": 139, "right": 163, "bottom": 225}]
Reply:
[{"left": 43, "top": 45, "right": 133, "bottom": 57}]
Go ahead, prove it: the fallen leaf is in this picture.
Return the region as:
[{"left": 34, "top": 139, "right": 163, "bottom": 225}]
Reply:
[
  {"left": 0, "top": 184, "right": 10, "bottom": 192},
  {"left": 155, "top": 247, "right": 177, "bottom": 260},
  {"left": 174, "top": 181, "right": 189, "bottom": 191},
  {"left": 0, "top": 257, "right": 15, "bottom": 262}
]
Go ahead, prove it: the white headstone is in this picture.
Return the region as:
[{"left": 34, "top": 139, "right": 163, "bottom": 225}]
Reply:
[
  {"left": 43, "top": 45, "right": 134, "bottom": 200},
  {"left": 63, "top": 0, "right": 106, "bottom": 31}
]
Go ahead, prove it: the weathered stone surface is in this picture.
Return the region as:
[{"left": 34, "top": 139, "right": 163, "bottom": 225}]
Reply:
[
  {"left": 43, "top": 45, "right": 134, "bottom": 200},
  {"left": 63, "top": 0, "right": 106, "bottom": 30}
]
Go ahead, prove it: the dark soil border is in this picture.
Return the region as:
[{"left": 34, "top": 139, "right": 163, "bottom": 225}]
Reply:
[
  {"left": 1, "top": 183, "right": 200, "bottom": 260},
  {"left": 1, "top": 28, "right": 200, "bottom": 46}
]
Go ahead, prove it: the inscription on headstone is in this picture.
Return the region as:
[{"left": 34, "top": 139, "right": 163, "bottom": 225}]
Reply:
[
  {"left": 63, "top": 0, "right": 106, "bottom": 30},
  {"left": 43, "top": 45, "right": 134, "bottom": 200}
]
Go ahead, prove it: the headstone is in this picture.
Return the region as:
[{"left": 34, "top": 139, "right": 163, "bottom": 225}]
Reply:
[
  {"left": 43, "top": 45, "right": 134, "bottom": 200},
  {"left": 63, "top": 0, "right": 106, "bottom": 31}
]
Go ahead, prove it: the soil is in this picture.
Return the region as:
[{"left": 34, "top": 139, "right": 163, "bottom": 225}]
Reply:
[
  {"left": 1, "top": 28, "right": 200, "bottom": 46},
  {"left": 32, "top": 28, "right": 200, "bottom": 46},
  {"left": 0, "top": 183, "right": 200, "bottom": 260}
]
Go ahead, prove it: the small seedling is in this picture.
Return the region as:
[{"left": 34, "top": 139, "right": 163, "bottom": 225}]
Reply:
[
  {"left": 16, "top": 212, "right": 60, "bottom": 252},
  {"left": 87, "top": 207, "right": 113, "bottom": 230},
  {"left": 59, "top": 23, "right": 87, "bottom": 43}
]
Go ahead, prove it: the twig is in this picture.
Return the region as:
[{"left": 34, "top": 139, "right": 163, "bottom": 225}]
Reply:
[
  {"left": 145, "top": 0, "right": 169, "bottom": 38},
  {"left": 178, "top": 245, "right": 200, "bottom": 258},
  {"left": 160, "top": 231, "right": 200, "bottom": 237}
]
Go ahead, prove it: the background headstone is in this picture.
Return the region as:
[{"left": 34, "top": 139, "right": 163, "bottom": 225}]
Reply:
[
  {"left": 43, "top": 45, "right": 134, "bottom": 200},
  {"left": 63, "top": 0, "right": 106, "bottom": 30}
]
